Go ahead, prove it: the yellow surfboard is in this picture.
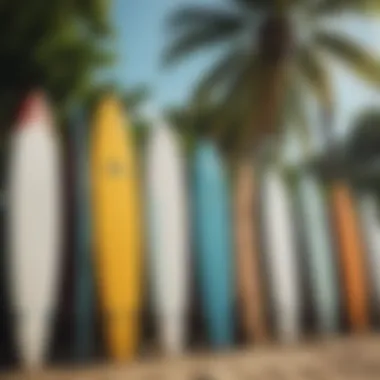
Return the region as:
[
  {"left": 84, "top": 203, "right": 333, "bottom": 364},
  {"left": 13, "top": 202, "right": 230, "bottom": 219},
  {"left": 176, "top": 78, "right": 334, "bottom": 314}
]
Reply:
[{"left": 91, "top": 95, "right": 142, "bottom": 360}]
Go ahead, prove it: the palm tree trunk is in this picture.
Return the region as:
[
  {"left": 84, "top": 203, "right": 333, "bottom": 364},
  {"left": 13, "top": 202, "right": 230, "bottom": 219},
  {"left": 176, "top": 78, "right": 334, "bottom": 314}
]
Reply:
[{"left": 251, "top": 14, "right": 292, "bottom": 146}]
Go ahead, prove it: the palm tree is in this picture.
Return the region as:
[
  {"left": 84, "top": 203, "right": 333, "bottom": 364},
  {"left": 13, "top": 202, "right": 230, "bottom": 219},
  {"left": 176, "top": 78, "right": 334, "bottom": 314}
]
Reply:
[
  {"left": 166, "top": 1, "right": 380, "bottom": 343},
  {"left": 0, "top": 0, "right": 113, "bottom": 129},
  {"left": 164, "top": 0, "right": 380, "bottom": 154}
]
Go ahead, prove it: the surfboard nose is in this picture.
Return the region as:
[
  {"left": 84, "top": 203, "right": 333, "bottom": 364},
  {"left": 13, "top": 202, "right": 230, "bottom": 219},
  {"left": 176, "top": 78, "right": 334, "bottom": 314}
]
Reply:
[{"left": 17, "top": 90, "right": 51, "bottom": 128}]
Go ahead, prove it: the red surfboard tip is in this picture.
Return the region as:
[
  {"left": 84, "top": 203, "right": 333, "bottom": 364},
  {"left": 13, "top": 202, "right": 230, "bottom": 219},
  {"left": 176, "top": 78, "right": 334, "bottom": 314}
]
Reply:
[{"left": 17, "top": 90, "right": 52, "bottom": 129}]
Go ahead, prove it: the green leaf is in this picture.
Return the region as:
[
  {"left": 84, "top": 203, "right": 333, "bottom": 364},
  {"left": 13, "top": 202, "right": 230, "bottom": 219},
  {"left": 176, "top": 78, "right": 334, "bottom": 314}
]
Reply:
[
  {"left": 124, "top": 85, "right": 150, "bottom": 112},
  {"left": 214, "top": 58, "right": 260, "bottom": 148},
  {"left": 232, "top": 0, "right": 274, "bottom": 10},
  {"left": 296, "top": 46, "right": 333, "bottom": 120},
  {"left": 312, "top": 0, "right": 380, "bottom": 15},
  {"left": 193, "top": 48, "right": 250, "bottom": 104},
  {"left": 316, "top": 31, "right": 380, "bottom": 87},
  {"left": 75, "top": 0, "right": 112, "bottom": 34},
  {"left": 0, "top": 0, "right": 113, "bottom": 129},
  {"left": 165, "top": 23, "right": 242, "bottom": 64},
  {"left": 233, "top": 0, "right": 301, "bottom": 11},
  {"left": 167, "top": 6, "right": 243, "bottom": 30},
  {"left": 282, "top": 73, "right": 311, "bottom": 153},
  {"left": 164, "top": 19, "right": 244, "bottom": 65}
]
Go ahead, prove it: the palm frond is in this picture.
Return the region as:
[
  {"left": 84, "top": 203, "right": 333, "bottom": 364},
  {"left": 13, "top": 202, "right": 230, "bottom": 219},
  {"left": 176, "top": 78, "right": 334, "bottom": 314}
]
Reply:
[
  {"left": 167, "top": 6, "right": 243, "bottom": 30},
  {"left": 181, "top": 56, "right": 257, "bottom": 151},
  {"left": 316, "top": 31, "right": 380, "bottom": 87},
  {"left": 233, "top": 0, "right": 301, "bottom": 11},
  {"left": 214, "top": 58, "right": 262, "bottom": 148},
  {"left": 296, "top": 46, "right": 334, "bottom": 120},
  {"left": 312, "top": 0, "right": 380, "bottom": 16},
  {"left": 164, "top": 20, "right": 244, "bottom": 65},
  {"left": 193, "top": 48, "right": 251, "bottom": 104},
  {"left": 124, "top": 85, "right": 150, "bottom": 112},
  {"left": 282, "top": 73, "right": 311, "bottom": 152},
  {"left": 232, "top": 0, "right": 273, "bottom": 10}
]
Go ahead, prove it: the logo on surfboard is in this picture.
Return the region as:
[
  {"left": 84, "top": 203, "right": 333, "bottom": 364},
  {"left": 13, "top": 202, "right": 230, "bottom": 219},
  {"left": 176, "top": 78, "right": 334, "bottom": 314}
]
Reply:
[{"left": 106, "top": 161, "right": 125, "bottom": 177}]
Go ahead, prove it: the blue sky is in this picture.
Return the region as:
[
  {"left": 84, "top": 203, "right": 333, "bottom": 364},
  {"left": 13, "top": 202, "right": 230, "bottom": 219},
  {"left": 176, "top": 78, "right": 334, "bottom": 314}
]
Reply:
[
  {"left": 111, "top": 0, "right": 221, "bottom": 108},
  {"left": 110, "top": 1, "right": 380, "bottom": 151}
]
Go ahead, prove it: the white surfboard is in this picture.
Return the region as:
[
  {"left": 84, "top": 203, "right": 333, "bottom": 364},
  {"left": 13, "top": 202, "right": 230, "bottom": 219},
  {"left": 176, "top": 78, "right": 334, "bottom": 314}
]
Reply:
[
  {"left": 261, "top": 166, "right": 300, "bottom": 342},
  {"left": 358, "top": 191, "right": 380, "bottom": 307},
  {"left": 8, "top": 91, "right": 62, "bottom": 368},
  {"left": 145, "top": 122, "right": 189, "bottom": 354}
]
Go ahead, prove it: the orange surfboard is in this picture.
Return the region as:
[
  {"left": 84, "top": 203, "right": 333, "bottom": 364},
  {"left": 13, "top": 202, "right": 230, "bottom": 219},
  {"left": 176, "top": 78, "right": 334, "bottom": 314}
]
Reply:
[
  {"left": 330, "top": 182, "right": 368, "bottom": 332},
  {"left": 234, "top": 160, "right": 267, "bottom": 342}
]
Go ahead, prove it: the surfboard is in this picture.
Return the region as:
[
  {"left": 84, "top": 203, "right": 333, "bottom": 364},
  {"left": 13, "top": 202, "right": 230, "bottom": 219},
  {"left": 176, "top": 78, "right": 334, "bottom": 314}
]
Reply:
[
  {"left": 145, "top": 122, "right": 189, "bottom": 354},
  {"left": 193, "top": 140, "right": 234, "bottom": 348},
  {"left": 70, "top": 109, "right": 94, "bottom": 360},
  {"left": 329, "top": 182, "right": 368, "bottom": 332},
  {"left": 261, "top": 166, "right": 299, "bottom": 342},
  {"left": 91, "top": 95, "right": 142, "bottom": 361},
  {"left": 9, "top": 91, "right": 62, "bottom": 368},
  {"left": 296, "top": 171, "right": 339, "bottom": 334},
  {"left": 357, "top": 191, "right": 380, "bottom": 311},
  {"left": 233, "top": 159, "right": 266, "bottom": 343}
]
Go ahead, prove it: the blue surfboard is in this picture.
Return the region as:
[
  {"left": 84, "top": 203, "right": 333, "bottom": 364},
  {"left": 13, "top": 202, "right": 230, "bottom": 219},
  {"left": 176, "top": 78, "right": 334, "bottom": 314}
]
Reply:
[
  {"left": 70, "top": 110, "right": 94, "bottom": 360},
  {"left": 297, "top": 171, "right": 339, "bottom": 334},
  {"left": 193, "top": 140, "right": 234, "bottom": 347}
]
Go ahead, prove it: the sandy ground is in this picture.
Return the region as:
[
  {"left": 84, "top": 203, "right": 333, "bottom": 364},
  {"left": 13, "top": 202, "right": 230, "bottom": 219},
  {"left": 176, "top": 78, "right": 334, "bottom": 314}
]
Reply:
[{"left": 1, "top": 334, "right": 380, "bottom": 379}]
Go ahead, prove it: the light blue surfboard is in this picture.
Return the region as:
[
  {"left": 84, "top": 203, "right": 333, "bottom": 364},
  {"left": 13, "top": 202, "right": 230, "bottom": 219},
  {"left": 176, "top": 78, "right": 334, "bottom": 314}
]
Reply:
[
  {"left": 297, "top": 171, "right": 339, "bottom": 334},
  {"left": 193, "top": 140, "right": 234, "bottom": 348},
  {"left": 71, "top": 110, "right": 94, "bottom": 360}
]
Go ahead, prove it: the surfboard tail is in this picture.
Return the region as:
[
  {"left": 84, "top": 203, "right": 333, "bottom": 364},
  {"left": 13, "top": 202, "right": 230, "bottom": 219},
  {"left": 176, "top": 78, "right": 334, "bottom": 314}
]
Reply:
[
  {"left": 315, "top": 296, "right": 339, "bottom": 334},
  {"left": 298, "top": 175, "right": 339, "bottom": 335},
  {"left": 74, "top": 254, "right": 94, "bottom": 359},
  {"left": 159, "top": 314, "right": 185, "bottom": 354},
  {"left": 330, "top": 184, "right": 369, "bottom": 332},
  {"left": 105, "top": 312, "right": 139, "bottom": 361},
  {"left": 74, "top": 309, "right": 94, "bottom": 360},
  {"left": 275, "top": 310, "right": 299, "bottom": 344},
  {"left": 347, "top": 293, "right": 369, "bottom": 332},
  {"left": 234, "top": 163, "right": 267, "bottom": 343},
  {"left": 16, "top": 312, "right": 50, "bottom": 368},
  {"left": 206, "top": 311, "right": 234, "bottom": 348}
]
